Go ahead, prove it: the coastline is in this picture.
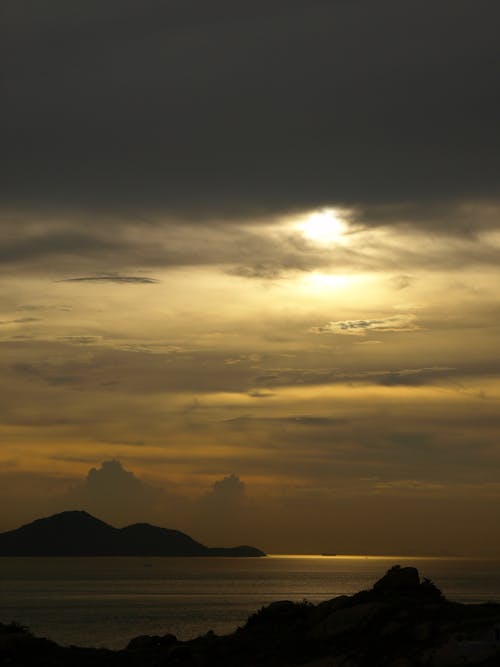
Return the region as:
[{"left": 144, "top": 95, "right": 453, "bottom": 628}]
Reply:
[
  {"left": 4, "top": 555, "right": 500, "bottom": 650},
  {"left": 3, "top": 566, "right": 500, "bottom": 666}
]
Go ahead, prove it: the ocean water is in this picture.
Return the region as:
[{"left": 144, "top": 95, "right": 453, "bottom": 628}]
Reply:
[{"left": 1, "top": 555, "right": 500, "bottom": 649}]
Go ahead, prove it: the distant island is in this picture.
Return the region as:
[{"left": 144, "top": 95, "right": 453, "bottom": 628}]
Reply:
[
  {"left": 0, "top": 510, "right": 265, "bottom": 557},
  {"left": 3, "top": 566, "right": 500, "bottom": 666}
]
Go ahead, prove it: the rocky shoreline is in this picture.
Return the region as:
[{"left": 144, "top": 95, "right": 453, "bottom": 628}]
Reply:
[{"left": 2, "top": 566, "right": 500, "bottom": 666}]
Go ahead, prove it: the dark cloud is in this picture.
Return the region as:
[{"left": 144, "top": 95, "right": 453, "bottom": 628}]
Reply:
[
  {"left": 59, "top": 275, "right": 160, "bottom": 284},
  {"left": 60, "top": 464, "right": 256, "bottom": 547},
  {"left": 194, "top": 474, "right": 250, "bottom": 544},
  {"left": 65, "top": 459, "right": 159, "bottom": 525},
  {"left": 12, "top": 360, "right": 85, "bottom": 388},
  {"left": 224, "top": 414, "right": 348, "bottom": 427},
  {"left": 229, "top": 264, "right": 288, "bottom": 280},
  {"left": 311, "top": 314, "right": 419, "bottom": 335},
  {"left": 247, "top": 389, "right": 275, "bottom": 398},
  {"left": 0, "top": 212, "right": 499, "bottom": 277},
  {"left": 390, "top": 275, "right": 414, "bottom": 291},
  {"left": 206, "top": 473, "right": 246, "bottom": 503},
  {"left": 0, "top": 341, "right": 473, "bottom": 397},
  {"left": 0, "top": 317, "right": 41, "bottom": 325},
  {"left": 0, "top": 230, "right": 121, "bottom": 263},
  {"left": 252, "top": 366, "right": 456, "bottom": 389},
  {"left": 373, "top": 368, "right": 456, "bottom": 387},
  {"left": 2, "top": 0, "right": 499, "bottom": 225},
  {"left": 57, "top": 336, "right": 102, "bottom": 344},
  {"left": 279, "top": 415, "right": 348, "bottom": 426}
]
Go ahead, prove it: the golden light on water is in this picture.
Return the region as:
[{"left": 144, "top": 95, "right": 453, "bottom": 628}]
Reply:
[{"left": 267, "top": 554, "right": 455, "bottom": 560}]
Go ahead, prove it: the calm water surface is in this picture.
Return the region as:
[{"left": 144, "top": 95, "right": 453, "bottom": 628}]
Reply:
[{"left": 1, "top": 555, "right": 500, "bottom": 649}]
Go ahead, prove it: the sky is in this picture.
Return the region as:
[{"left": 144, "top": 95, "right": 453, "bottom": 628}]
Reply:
[{"left": 1, "top": 0, "right": 500, "bottom": 556}]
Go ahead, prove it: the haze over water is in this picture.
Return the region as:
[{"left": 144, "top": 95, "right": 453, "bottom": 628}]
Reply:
[{"left": 2, "top": 556, "right": 500, "bottom": 649}]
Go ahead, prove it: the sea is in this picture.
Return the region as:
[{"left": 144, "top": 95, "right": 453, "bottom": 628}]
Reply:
[{"left": 1, "top": 555, "right": 500, "bottom": 649}]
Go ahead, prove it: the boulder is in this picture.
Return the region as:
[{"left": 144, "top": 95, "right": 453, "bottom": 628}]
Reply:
[
  {"left": 126, "top": 632, "right": 177, "bottom": 650},
  {"left": 373, "top": 565, "right": 420, "bottom": 593},
  {"left": 309, "top": 602, "right": 387, "bottom": 640}
]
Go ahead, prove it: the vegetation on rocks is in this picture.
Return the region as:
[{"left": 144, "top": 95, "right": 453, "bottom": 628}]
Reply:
[{"left": 2, "top": 566, "right": 500, "bottom": 666}]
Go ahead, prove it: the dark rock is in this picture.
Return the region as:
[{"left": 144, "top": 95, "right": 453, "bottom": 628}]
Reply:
[
  {"left": 308, "top": 595, "right": 351, "bottom": 626},
  {"left": 373, "top": 565, "right": 420, "bottom": 593},
  {"left": 126, "top": 632, "right": 177, "bottom": 650},
  {"left": 167, "top": 643, "right": 198, "bottom": 666},
  {"left": 3, "top": 567, "right": 500, "bottom": 667},
  {"left": 266, "top": 600, "right": 298, "bottom": 614},
  {"left": 308, "top": 602, "right": 387, "bottom": 640}
]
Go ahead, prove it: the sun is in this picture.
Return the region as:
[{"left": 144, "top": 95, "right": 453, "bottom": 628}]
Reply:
[{"left": 297, "top": 209, "right": 346, "bottom": 244}]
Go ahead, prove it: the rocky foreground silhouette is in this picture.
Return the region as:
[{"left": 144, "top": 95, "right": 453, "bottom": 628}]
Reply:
[{"left": 3, "top": 566, "right": 500, "bottom": 666}]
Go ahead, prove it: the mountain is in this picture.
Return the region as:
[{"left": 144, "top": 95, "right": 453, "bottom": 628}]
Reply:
[{"left": 0, "top": 511, "right": 265, "bottom": 557}]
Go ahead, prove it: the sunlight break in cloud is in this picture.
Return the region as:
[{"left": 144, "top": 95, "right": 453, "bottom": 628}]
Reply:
[
  {"left": 311, "top": 314, "right": 418, "bottom": 336},
  {"left": 295, "top": 208, "right": 349, "bottom": 245}
]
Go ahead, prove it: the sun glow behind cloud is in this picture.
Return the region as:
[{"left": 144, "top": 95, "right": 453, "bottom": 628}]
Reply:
[
  {"left": 303, "top": 272, "right": 349, "bottom": 289},
  {"left": 296, "top": 209, "right": 347, "bottom": 244}
]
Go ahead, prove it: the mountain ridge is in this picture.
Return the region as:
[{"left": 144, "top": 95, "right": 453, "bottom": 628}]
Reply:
[{"left": 0, "top": 510, "right": 265, "bottom": 557}]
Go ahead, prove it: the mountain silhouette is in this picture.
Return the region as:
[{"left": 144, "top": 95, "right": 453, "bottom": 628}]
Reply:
[{"left": 0, "top": 511, "right": 265, "bottom": 557}]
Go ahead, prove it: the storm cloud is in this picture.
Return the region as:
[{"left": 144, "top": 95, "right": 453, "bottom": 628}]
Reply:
[{"left": 2, "top": 0, "right": 499, "bottom": 227}]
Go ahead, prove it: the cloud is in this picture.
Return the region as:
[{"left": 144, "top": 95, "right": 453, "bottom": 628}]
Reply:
[
  {"left": 60, "top": 276, "right": 159, "bottom": 284},
  {"left": 0, "top": 229, "right": 123, "bottom": 264},
  {"left": 229, "top": 264, "right": 290, "bottom": 280},
  {"left": 390, "top": 275, "right": 414, "bottom": 290},
  {"left": 0, "top": 317, "right": 41, "bottom": 325},
  {"left": 65, "top": 459, "right": 159, "bottom": 525},
  {"left": 57, "top": 336, "right": 102, "bottom": 345},
  {"left": 63, "top": 464, "right": 254, "bottom": 546},
  {"left": 372, "top": 367, "right": 455, "bottom": 387},
  {"left": 279, "top": 415, "right": 347, "bottom": 426},
  {"left": 247, "top": 389, "right": 275, "bottom": 398},
  {"left": 2, "top": 0, "right": 499, "bottom": 224},
  {"left": 207, "top": 473, "right": 246, "bottom": 504},
  {"left": 311, "top": 314, "right": 419, "bottom": 335},
  {"left": 224, "top": 414, "right": 348, "bottom": 427},
  {"left": 193, "top": 474, "right": 253, "bottom": 545},
  {"left": 251, "top": 365, "right": 454, "bottom": 389},
  {"left": 1, "top": 207, "right": 499, "bottom": 280}
]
